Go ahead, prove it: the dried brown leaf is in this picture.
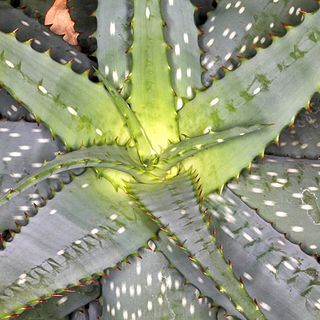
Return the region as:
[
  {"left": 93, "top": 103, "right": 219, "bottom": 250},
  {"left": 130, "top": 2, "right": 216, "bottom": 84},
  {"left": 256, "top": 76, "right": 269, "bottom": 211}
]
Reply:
[{"left": 45, "top": 0, "right": 79, "bottom": 46}]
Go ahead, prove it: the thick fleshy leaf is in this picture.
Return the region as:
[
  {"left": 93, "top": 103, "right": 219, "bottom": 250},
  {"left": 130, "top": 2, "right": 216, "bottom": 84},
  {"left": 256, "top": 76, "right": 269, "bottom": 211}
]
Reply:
[
  {"left": 101, "top": 247, "right": 216, "bottom": 320},
  {"left": 162, "top": 0, "right": 203, "bottom": 101},
  {"left": 206, "top": 189, "right": 320, "bottom": 319},
  {"left": 130, "top": 173, "right": 264, "bottom": 320},
  {"left": 0, "top": 144, "right": 144, "bottom": 209},
  {"left": 156, "top": 124, "right": 266, "bottom": 175},
  {"left": 96, "top": 0, "right": 132, "bottom": 91},
  {"left": 179, "top": 10, "right": 320, "bottom": 195},
  {"left": 228, "top": 155, "right": 320, "bottom": 255},
  {"left": 0, "top": 171, "right": 158, "bottom": 317},
  {"left": 127, "top": 0, "right": 179, "bottom": 155},
  {"left": 0, "top": 16, "right": 129, "bottom": 148},
  {"left": 200, "top": 0, "right": 319, "bottom": 85},
  {"left": 0, "top": 120, "right": 72, "bottom": 235}
]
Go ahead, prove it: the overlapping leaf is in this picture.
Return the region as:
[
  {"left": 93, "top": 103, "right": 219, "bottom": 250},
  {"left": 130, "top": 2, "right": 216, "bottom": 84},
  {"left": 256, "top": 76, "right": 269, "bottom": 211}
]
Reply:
[
  {"left": 179, "top": 9, "right": 320, "bottom": 195},
  {"left": 131, "top": 173, "right": 264, "bottom": 320},
  {"left": 0, "top": 171, "right": 158, "bottom": 317}
]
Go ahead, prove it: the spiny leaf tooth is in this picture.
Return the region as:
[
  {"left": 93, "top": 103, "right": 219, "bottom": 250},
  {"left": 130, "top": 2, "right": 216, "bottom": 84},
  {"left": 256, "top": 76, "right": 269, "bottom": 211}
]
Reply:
[
  {"left": 280, "top": 22, "right": 290, "bottom": 29},
  {"left": 24, "top": 38, "right": 33, "bottom": 47},
  {"left": 247, "top": 162, "right": 252, "bottom": 173},
  {"left": 197, "top": 293, "right": 204, "bottom": 300},
  {"left": 306, "top": 100, "right": 311, "bottom": 112},
  {"left": 188, "top": 256, "right": 197, "bottom": 263},
  {"left": 299, "top": 8, "right": 311, "bottom": 14},
  {"left": 203, "top": 269, "right": 211, "bottom": 277},
  {"left": 63, "top": 288, "right": 76, "bottom": 293},
  {"left": 217, "top": 285, "right": 226, "bottom": 293},
  {"left": 50, "top": 293, "right": 64, "bottom": 297},
  {"left": 14, "top": 222, "right": 22, "bottom": 230},
  {"left": 16, "top": 305, "right": 32, "bottom": 311},
  {"left": 239, "top": 277, "right": 244, "bottom": 289},
  {"left": 236, "top": 305, "right": 244, "bottom": 312},
  {"left": 289, "top": 115, "right": 296, "bottom": 128},
  {"left": 62, "top": 59, "right": 73, "bottom": 68},
  {"left": 212, "top": 226, "right": 217, "bottom": 239},
  {"left": 0, "top": 238, "right": 5, "bottom": 250},
  {"left": 205, "top": 212, "right": 212, "bottom": 226},
  {"left": 81, "top": 68, "right": 91, "bottom": 78},
  {"left": 159, "top": 227, "right": 169, "bottom": 233},
  {"left": 259, "top": 150, "right": 265, "bottom": 159},
  {"left": 4, "top": 314, "right": 19, "bottom": 319},
  {"left": 38, "top": 298, "right": 49, "bottom": 303},
  {"left": 101, "top": 272, "right": 109, "bottom": 278},
  {"left": 11, "top": 28, "right": 19, "bottom": 35},
  {"left": 147, "top": 240, "right": 156, "bottom": 252},
  {"left": 23, "top": 211, "right": 30, "bottom": 221}
]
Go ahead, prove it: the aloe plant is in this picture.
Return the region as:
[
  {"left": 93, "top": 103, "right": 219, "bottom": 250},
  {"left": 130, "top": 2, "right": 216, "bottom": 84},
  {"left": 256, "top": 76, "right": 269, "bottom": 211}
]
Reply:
[{"left": 0, "top": 0, "right": 320, "bottom": 319}]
